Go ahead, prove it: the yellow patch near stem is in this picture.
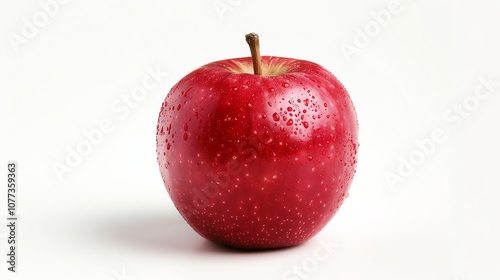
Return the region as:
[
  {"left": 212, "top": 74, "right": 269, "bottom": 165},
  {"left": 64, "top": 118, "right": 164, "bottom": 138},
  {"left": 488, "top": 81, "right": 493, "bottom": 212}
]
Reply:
[{"left": 230, "top": 61, "right": 289, "bottom": 76}]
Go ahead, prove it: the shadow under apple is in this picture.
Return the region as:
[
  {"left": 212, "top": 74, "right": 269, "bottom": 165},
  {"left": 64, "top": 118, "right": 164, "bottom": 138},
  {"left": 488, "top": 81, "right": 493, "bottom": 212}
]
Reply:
[{"left": 85, "top": 210, "right": 296, "bottom": 255}]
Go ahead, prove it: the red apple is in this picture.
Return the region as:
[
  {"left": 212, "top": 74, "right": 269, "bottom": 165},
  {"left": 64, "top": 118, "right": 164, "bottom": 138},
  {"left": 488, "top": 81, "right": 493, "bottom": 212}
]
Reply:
[{"left": 156, "top": 33, "right": 358, "bottom": 249}]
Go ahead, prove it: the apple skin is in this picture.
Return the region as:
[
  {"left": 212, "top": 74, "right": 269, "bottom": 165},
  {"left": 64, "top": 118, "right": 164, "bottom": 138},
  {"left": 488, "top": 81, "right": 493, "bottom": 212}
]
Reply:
[{"left": 156, "top": 56, "right": 358, "bottom": 249}]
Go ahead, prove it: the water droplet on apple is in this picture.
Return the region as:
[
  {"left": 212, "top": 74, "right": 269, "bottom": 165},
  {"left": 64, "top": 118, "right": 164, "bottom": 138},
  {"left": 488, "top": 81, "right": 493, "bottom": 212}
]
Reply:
[
  {"left": 308, "top": 155, "right": 313, "bottom": 161},
  {"left": 183, "top": 123, "right": 188, "bottom": 131},
  {"left": 267, "top": 102, "right": 273, "bottom": 108},
  {"left": 287, "top": 107, "right": 293, "bottom": 112},
  {"left": 272, "top": 113, "right": 280, "bottom": 122},
  {"left": 283, "top": 82, "right": 290, "bottom": 88},
  {"left": 302, "top": 121, "right": 309, "bottom": 128},
  {"left": 286, "top": 119, "right": 293, "bottom": 126},
  {"left": 177, "top": 104, "right": 181, "bottom": 111},
  {"left": 167, "top": 143, "right": 171, "bottom": 150},
  {"left": 183, "top": 133, "right": 188, "bottom": 140},
  {"left": 269, "top": 88, "right": 275, "bottom": 92}
]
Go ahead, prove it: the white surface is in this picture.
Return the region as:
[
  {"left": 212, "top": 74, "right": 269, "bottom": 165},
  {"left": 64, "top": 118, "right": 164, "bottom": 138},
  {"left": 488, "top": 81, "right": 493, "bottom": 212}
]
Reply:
[{"left": 0, "top": 0, "right": 499, "bottom": 279}]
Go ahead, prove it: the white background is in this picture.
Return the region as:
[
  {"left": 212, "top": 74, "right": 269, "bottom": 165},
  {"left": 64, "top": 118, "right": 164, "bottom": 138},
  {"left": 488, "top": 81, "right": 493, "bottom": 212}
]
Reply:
[{"left": 1, "top": 0, "right": 499, "bottom": 279}]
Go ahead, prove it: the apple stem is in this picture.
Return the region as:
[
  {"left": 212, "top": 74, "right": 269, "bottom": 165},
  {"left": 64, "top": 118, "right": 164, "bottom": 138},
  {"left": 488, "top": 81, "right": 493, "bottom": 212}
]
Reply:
[{"left": 245, "top": 33, "right": 263, "bottom": 75}]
